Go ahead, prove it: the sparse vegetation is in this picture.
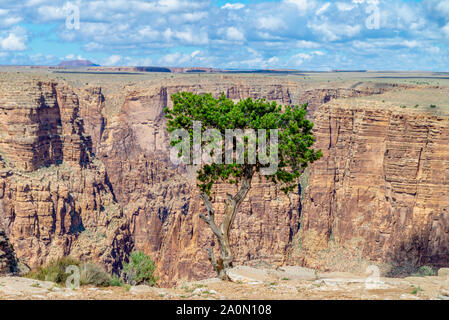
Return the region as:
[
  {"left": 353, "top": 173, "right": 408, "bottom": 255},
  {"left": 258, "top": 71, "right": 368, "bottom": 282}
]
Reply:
[
  {"left": 109, "top": 274, "right": 124, "bottom": 287},
  {"left": 80, "top": 263, "right": 113, "bottom": 287},
  {"left": 25, "top": 257, "right": 81, "bottom": 285},
  {"left": 411, "top": 285, "right": 423, "bottom": 294},
  {"left": 412, "top": 265, "right": 436, "bottom": 277},
  {"left": 122, "top": 251, "right": 157, "bottom": 286},
  {"left": 25, "top": 257, "right": 124, "bottom": 287}
]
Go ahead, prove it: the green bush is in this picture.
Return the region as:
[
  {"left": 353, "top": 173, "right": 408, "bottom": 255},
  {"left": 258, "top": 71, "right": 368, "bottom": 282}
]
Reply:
[
  {"left": 412, "top": 265, "right": 436, "bottom": 277},
  {"left": 80, "top": 263, "right": 112, "bottom": 287},
  {"left": 122, "top": 251, "right": 157, "bottom": 286},
  {"left": 110, "top": 274, "right": 124, "bottom": 287},
  {"left": 26, "top": 257, "right": 80, "bottom": 285},
  {"left": 26, "top": 257, "right": 123, "bottom": 287}
]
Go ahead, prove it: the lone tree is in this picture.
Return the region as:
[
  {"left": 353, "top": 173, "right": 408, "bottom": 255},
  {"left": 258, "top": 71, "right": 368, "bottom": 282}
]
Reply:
[{"left": 164, "top": 92, "right": 322, "bottom": 280}]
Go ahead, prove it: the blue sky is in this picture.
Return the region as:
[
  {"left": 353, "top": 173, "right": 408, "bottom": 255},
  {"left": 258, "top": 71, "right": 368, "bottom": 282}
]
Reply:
[{"left": 0, "top": 0, "right": 448, "bottom": 70}]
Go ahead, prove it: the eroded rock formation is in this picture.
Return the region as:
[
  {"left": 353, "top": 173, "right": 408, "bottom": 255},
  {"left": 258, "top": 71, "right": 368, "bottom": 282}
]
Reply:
[
  {"left": 293, "top": 100, "right": 449, "bottom": 274},
  {"left": 1, "top": 72, "right": 435, "bottom": 285},
  {"left": 0, "top": 76, "right": 132, "bottom": 272}
]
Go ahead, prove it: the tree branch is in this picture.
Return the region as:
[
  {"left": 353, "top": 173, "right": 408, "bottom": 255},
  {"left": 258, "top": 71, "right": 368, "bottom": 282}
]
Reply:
[
  {"left": 199, "top": 192, "right": 221, "bottom": 238},
  {"left": 220, "top": 165, "right": 254, "bottom": 236}
]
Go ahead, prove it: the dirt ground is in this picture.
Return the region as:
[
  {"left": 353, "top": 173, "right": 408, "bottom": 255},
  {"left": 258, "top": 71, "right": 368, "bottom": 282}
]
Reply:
[{"left": 1, "top": 266, "right": 449, "bottom": 300}]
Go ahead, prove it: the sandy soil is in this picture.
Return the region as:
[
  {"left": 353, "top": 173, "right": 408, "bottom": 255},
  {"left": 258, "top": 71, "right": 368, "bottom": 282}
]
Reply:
[{"left": 1, "top": 266, "right": 449, "bottom": 300}]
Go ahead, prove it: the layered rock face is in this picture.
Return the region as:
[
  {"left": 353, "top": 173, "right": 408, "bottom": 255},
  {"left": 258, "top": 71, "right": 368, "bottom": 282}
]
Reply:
[
  {"left": 0, "top": 76, "right": 132, "bottom": 272},
  {"left": 293, "top": 101, "right": 449, "bottom": 273},
  {"left": 1, "top": 72, "right": 424, "bottom": 284}
]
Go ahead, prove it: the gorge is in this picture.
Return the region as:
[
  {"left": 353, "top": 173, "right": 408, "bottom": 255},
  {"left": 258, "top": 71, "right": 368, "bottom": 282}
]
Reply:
[{"left": 0, "top": 70, "right": 448, "bottom": 286}]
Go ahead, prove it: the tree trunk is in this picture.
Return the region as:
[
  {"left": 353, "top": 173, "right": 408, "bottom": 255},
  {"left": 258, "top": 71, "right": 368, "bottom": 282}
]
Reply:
[{"left": 199, "top": 170, "right": 252, "bottom": 281}]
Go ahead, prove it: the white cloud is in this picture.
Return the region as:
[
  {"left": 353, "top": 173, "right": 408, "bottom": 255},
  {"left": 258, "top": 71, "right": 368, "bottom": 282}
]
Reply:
[
  {"left": 158, "top": 50, "right": 202, "bottom": 66},
  {"left": 283, "top": 0, "right": 315, "bottom": 12},
  {"left": 226, "top": 27, "right": 245, "bottom": 41},
  {"left": 316, "top": 2, "right": 330, "bottom": 15},
  {"left": 64, "top": 54, "right": 85, "bottom": 60},
  {"left": 104, "top": 55, "right": 122, "bottom": 66},
  {"left": 336, "top": 2, "right": 355, "bottom": 11},
  {"left": 36, "top": 5, "right": 65, "bottom": 21},
  {"left": 402, "top": 40, "right": 420, "bottom": 48},
  {"left": 295, "top": 40, "right": 321, "bottom": 49},
  {"left": 290, "top": 53, "right": 312, "bottom": 66},
  {"left": 83, "top": 42, "right": 104, "bottom": 51},
  {"left": 163, "top": 27, "right": 208, "bottom": 45},
  {"left": 436, "top": 0, "right": 449, "bottom": 16},
  {"left": 0, "top": 32, "right": 27, "bottom": 51},
  {"left": 257, "top": 17, "right": 285, "bottom": 30},
  {"left": 443, "top": 23, "right": 449, "bottom": 38},
  {"left": 221, "top": 3, "right": 245, "bottom": 10}
]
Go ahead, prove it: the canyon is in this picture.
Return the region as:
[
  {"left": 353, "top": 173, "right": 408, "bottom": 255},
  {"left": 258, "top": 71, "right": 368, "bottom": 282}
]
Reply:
[{"left": 0, "top": 70, "right": 448, "bottom": 286}]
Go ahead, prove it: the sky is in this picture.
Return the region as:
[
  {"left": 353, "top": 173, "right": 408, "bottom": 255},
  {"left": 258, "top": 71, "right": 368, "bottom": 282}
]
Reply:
[{"left": 0, "top": 0, "right": 447, "bottom": 70}]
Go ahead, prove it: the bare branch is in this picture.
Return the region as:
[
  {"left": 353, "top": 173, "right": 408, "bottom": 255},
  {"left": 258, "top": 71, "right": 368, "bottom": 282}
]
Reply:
[
  {"left": 199, "top": 193, "right": 222, "bottom": 238},
  {"left": 200, "top": 192, "right": 215, "bottom": 217}
]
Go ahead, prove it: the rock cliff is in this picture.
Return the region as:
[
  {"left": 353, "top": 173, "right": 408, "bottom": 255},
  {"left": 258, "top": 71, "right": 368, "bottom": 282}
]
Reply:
[
  {"left": 0, "top": 75, "right": 132, "bottom": 272},
  {"left": 1, "top": 72, "right": 432, "bottom": 285},
  {"left": 292, "top": 98, "right": 449, "bottom": 275}
]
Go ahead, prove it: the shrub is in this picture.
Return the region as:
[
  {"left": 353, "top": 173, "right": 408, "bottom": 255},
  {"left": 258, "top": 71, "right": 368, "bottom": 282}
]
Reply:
[
  {"left": 412, "top": 265, "right": 436, "bottom": 277},
  {"left": 26, "top": 257, "right": 122, "bottom": 288},
  {"left": 122, "top": 251, "right": 157, "bottom": 286},
  {"left": 80, "top": 263, "right": 112, "bottom": 287},
  {"left": 26, "top": 257, "right": 80, "bottom": 285},
  {"left": 430, "top": 104, "right": 437, "bottom": 108},
  {"left": 110, "top": 274, "right": 124, "bottom": 287}
]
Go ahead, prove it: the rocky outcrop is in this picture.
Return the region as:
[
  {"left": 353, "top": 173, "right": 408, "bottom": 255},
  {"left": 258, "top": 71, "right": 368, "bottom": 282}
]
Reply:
[
  {"left": 0, "top": 76, "right": 132, "bottom": 272},
  {"left": 292, "top": 101, "right": 449, "bottom": 274},
  {"left": 76, "top": 86, "right": 105, "bottom": 154}
]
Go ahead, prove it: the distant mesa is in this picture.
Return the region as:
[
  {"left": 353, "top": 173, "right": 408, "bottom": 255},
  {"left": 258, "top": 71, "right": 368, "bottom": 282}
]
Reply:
[
  {"left": 86, "top": 66, "right": 220, "bottom": 73},
  {"left": 58, "top": 60, "right": 100, "bottom": 67}
]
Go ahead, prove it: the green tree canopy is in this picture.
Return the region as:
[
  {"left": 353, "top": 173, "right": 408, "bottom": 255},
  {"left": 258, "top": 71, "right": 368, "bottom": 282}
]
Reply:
[{"left": 164, "top": 92, "right": 322, "bottom": 280}]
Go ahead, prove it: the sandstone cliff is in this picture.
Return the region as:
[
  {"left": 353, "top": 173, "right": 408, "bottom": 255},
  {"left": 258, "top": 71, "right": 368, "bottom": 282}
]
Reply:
[
  {"left": 0, "top": 75, "right": 132, "bottom": 272},
  {"left": 1, "top": 72, "right": 425, "bottom": 285},
  {"left": 292, "top": 98, "right": 449, "bottom": 275}
]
